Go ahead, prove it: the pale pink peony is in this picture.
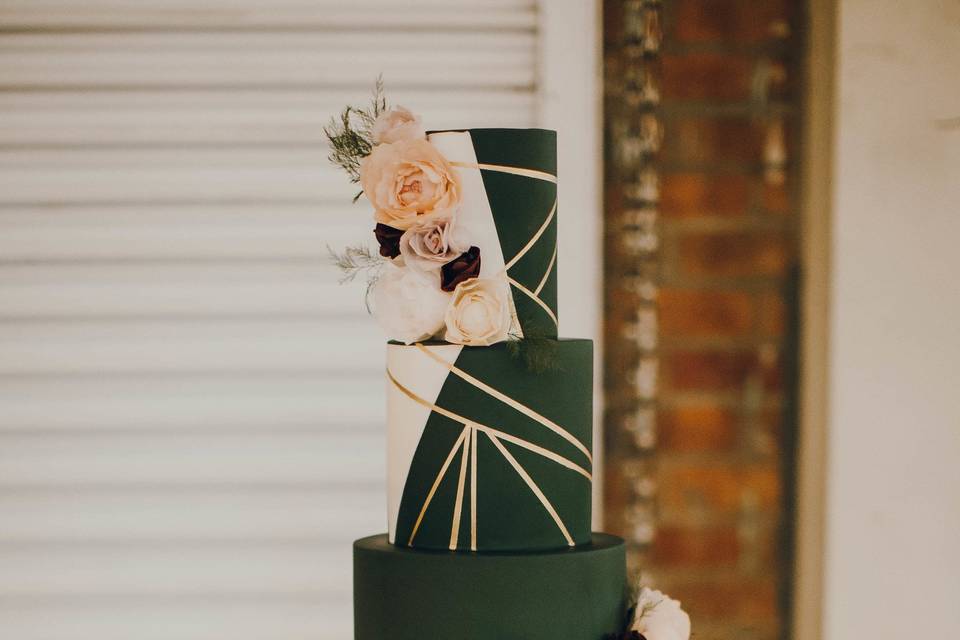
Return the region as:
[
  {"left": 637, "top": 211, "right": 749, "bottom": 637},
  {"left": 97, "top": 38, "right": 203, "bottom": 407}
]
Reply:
[
  {"left": 371, "top": 106, "right": 425, "bottom": 145},
  {"left": 360, "top": 139, "right": 461, "bottom": 230}
]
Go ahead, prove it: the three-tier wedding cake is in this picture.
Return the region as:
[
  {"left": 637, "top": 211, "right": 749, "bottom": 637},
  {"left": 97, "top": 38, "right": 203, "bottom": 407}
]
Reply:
[{"left": 325, "top": 85, "right": 690, "bottom": 640}]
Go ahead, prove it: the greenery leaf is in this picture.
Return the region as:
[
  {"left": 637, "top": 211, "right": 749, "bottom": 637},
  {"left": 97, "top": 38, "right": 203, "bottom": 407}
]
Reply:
[
  {"left": 327, "top": 244, "right": 386, "bottom": 314},
  {"left": 505, "top": 320, "right": 562, "bottom": 374},
  {"left": 323, "top": 76, "right": 388, "bottom": 185}
]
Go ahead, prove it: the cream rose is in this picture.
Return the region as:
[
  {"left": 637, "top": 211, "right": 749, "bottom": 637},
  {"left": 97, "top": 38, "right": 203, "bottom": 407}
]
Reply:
[
  {"left": 360, "top": 138, "right": 461, "bottom": 230},
  {"left": 399, "top": 216, "right": 470, "bottom": 273},
  {"left": 371, "top": 106, "right": 425, "bottom": 145},
  {"left": 443, "top": 277, "right": 511, "bottom": 346},
  {"left": 632, "top": 588, "right": 691, "bottom": 640},
  {"left": 372, "top": 264, "right": 450, "bottom": 344}
]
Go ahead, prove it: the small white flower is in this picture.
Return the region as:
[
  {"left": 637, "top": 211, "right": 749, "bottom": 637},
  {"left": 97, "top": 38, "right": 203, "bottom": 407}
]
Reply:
[
  {"left": 399, "top": 216, "right": 471, "bottom": 273},
  {"left": 371, "top": 106, "right": 426, "bottom": 145},
  {"left": 632, "top": 588, "right": 691, "bottom": 640},
  {"left": 372, "top": 264, "right": 450, "bottom": 344},
  {"left": 443, "top": 277, "right": 511, "bottom": 346}
]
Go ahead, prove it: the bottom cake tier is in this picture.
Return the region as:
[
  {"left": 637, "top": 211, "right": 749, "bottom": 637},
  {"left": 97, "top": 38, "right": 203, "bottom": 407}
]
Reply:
[{"left": 354, "top": 533, "right": 626, "bottom": 640}]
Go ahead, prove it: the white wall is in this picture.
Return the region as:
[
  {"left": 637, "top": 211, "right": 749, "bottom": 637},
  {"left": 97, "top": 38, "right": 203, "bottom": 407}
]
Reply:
[{"left": 825, "top": 0, "right": 960, "bottom": 637}]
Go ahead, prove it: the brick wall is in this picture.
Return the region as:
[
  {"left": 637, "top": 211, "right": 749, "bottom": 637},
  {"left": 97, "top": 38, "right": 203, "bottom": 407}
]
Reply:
[{"left": 603, "top": 1, "right": 804, "bottom": 639}]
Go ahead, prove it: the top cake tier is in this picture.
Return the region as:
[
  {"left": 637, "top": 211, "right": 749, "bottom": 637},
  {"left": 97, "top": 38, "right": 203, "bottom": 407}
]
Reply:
[{"left": 427, "top": 128, "right": 559, "bottom": 339}]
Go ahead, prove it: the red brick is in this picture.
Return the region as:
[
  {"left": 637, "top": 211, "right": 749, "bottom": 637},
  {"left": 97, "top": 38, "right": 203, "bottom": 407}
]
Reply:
[
  {"left": 658, "top": 402, "right": 738, "bottom": 452},
  {"left": 677, "top": 232, "right": 791, "bottom": 278},
  {"left": 660, "top": 173, "right": 750, "bottom": 217},
  {"left": 658, "top": 463, "right": 782, "bottom": 518},
  {"left": 658, "top": 578, "right": 779, "bottom": 623},
  {"left": 664, "top": 117, "right": 762, "bottom": 165},
  {"left": 653, "top": 524, "right": 740, "bottom": 567},
  {"left": 661, "top": 53, "right": 754, "bottom": 102},
  {"left": 758, "top": 291, "right": 788, "bottom": 337},
  {"left": 763, "top": 180, "right": 791, "bottom": 214},
  {"left": 659, "top": 289, "right": 753, "bottom": 337},
  {"left": 659, "top": 349, "right": 782, "bottom": 393},
  {"left": 673, "top": 0, "right": 794, "bottom": 44}
]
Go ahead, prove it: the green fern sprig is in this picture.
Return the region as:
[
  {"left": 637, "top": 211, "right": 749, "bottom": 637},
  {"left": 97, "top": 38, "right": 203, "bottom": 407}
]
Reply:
[
  {"left": 323, "top": 76, "right": 388, "bottom": 192},
  {"left": 506, "top": 320, "right": 562, "bottom": 374}
]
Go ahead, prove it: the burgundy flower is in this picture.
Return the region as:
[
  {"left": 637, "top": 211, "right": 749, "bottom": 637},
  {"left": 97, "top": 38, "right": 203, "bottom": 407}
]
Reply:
[
  {"left": 604, "top": 632, "right": 646, "bottom": 640},
  {"left": 440, "top": 246, "right": 481, "bottom": 292},
  {"left": 374, "top": 223, "right": 403, "bottom": 259}
]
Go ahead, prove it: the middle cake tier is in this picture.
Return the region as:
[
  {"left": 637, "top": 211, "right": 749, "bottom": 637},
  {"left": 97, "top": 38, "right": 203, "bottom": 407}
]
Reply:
[{"left": 386, "top": 339, "right": 593, "bottom": 551}]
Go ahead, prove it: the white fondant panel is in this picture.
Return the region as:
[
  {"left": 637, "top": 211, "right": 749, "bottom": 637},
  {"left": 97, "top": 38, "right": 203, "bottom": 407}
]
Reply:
[
  {"left": 427, "top": 131, "right": 522, "bottom": 337},
  {"left": 385, "top": 342, "right": 463, "bottom": 543}
]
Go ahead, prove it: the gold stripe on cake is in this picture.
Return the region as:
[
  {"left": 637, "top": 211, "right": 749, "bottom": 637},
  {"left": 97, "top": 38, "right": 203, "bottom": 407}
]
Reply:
[
  {"left": 407, "top": 424, "right": 470, "bottom": 546},
  {"left": 508, "top": 276, "right": 558, "bottom": 328},
  {"left": 503, "top": 199, "right": 558, "bottom": 272},
  {"left": 449, "top": 427, "right": 471, "bottom": 550},
  {"left": 450, "top": 161, "right": 557, "bottom": 183},
  {"left": 470, "top": 426, "right": 478, "bottom": 551},
  {"left": 414, "top": 345, "right": 589, "bottom": 463},
  {"left": 486, "top": 432, "right": 574, "bottom": 547},
  {"left": 534, "top": 245, "right": 558, "bottom": 296},
  {"left": 387, "top": 368, "right": 591, "bottom": 480}
]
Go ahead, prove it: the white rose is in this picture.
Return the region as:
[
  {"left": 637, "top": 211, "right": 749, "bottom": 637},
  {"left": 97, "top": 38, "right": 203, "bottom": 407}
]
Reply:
[
  {"left": 443, "top": 277, "right": 511, "bottom": 346},
  {"left": 371, "top": 106, "right": 425, "bottom": 145},
  {"left": 632, "top": 588, "right": 691, "bottom": 640},
  {"left": 372, "top": 264, "right": 450, "bottom": 344},
  {"left": 399, "top": 216, "right": 470, "bottom": 273}
]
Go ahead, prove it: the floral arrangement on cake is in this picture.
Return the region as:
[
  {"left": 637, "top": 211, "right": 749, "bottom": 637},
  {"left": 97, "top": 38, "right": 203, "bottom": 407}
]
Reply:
[
  {"left": 326, "top": 79, "right": 512, "bottom": 347},
  {"left": 607, "top": 586, "right": 692, "bottom": 640}
]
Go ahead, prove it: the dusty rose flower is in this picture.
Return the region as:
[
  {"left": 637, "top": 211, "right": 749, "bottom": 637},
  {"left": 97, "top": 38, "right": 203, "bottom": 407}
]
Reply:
[
  {"left": 440, "top": 246, "right": 481, "bottom": 292},
  {"left": 374, "top": 223, "right": 403, "bottom": 259},
  {"left": 399, "top": 216, "right": 470, "bottom": 273},
  {"left": 371, "top": 106, "right": 425, "bottom": 145},
  {"left": 443, "top": 277, "right": 511, "bottom": 346},
  {"left": 360, "top": 139, "right": 461, "bottom": 230}
]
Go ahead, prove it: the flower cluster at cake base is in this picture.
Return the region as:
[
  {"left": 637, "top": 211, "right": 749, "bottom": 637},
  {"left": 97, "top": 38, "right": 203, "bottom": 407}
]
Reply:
[
  {"left": 325, "top": 81, "right": 513, "bottom": 347},
  {"left": 606, "top": 586, "right": 691, "bottom": 640}
]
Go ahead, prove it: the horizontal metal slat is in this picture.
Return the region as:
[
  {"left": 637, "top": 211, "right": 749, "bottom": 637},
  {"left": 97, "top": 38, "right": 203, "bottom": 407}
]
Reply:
[
  {"left": 0, "top": 544, "right": 350, "bottom": 596},
  {"left": 0, "top": 319, "right": 384, "bottom": 374},
  {"left": 0, "top": 0, "right": 535, "bottom": 31},
  {"left": 0, "top": 373, "right": 384, "bottom": 431},
  {"left": 0, "top": 598, "right": 352, "bottom": 640},
  {"left": 0, "top": 431, "right": 384, "bottom": 487},
  {"left": 0, "top": 31, "right": 535, "bottom": 89},
  {"left": 0, "top": 488, "right": 383, "bottom": 542},
  {"left": 0, "top": 204, "right": 372, "bottom": 260}
]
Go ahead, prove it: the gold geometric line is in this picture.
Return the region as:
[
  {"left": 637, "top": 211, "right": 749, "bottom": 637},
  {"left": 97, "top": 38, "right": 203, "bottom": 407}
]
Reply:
[
  {"left": 449, "top": 427, "right": 471, "bottom": 550},
  {"left": 486, "top": 432, "right": 574, "bottom": 547},
  {"left": 534, "top": 244, "right": 558, "bottom": 296},
  {"left": 508, "top": 276, "right": 559, "bottom": 328},
  {"left": 413, "top": 346, "right": 591, "bottom": 464},
  {"left": 407, "top": 425, "right": 469, "bottom": 546},
  {"left": 387, "top": 368, "right": 591, "bottom": 480},
  {"left": 503, "top": 199, "right": 557, "bottom": 272},
  {"left": 450, "top": 161, "right": 557, "bottom": 183},
  {"left": 470, "top": 426, "right": 478, "bottom": 551}
]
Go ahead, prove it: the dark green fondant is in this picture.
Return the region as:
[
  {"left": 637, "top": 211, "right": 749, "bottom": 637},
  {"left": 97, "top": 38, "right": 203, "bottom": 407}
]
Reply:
[
  {"left": 394, "top": 339, "right": 593, "bottom": 551},
  {"left": 354, "top": 533, "right": 626, "bottom": 640}
]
